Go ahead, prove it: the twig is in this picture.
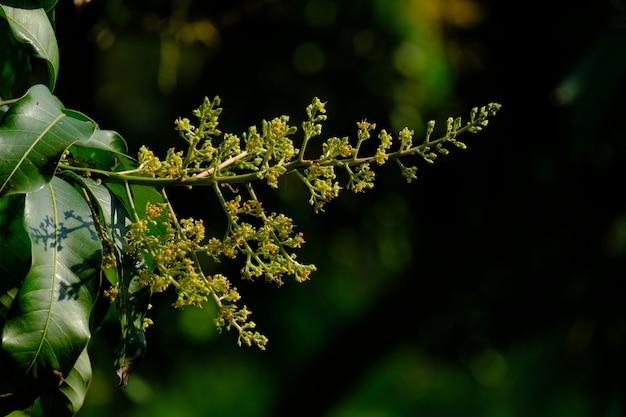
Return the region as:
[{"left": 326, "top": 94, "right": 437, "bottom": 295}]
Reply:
[{"left": 193, "top": 151, "right": 249, "bottom": 178}]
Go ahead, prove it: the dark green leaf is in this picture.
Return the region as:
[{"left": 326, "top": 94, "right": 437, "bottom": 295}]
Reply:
[
  {"left": 1, "top": 195, "right": 36, "bottom": 411},
  {"left": 0, "top": 194, "right": 30, "bottom": 323},
  {"left": 114, "top": 257, "right": 151, "bottom": 388},
  {"left": 0, "top": 362, "right": 38, "bottom": 416},
  {"left": 1, "top": 176, "right": 101, "bottom": 379},
  {"left": 106, "top": 182, "right": 164, "bottom": 221},
  {"left": 0, "top": 84, "right": 96, "bottom": 198},
  {"left": 81, "top": 177, "right": 129, "bottom": 251},
  {"left": 100, "top": 172, "right": 156, "bottom": 387},
  {"left": 83, "top": 129, "right": 128, "bottom": 154},
  {"left": 33, "top": 344, "right": 92, "bottom": 417},
  {"left": 0, "top": 14, "right": 30, "bottom": 100},
  {"left": 69, "top": 128, "right": 129, "bottom": 172},
  {"left": 64, "top": 173, "right": 132, "bottom": 285},
  {"left": 0, "top": 3, "right": 59, "bottom": 90},
  {"left": 58, "top": 174, "right": 150, "bottom": 388}
]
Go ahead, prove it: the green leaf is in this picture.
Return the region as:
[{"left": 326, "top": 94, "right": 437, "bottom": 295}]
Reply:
[
  {"left": 0, "top": 84, "right": 97, "bottom": 198},
  {"left": 0, "top": 3, "right": 59, "bottom": 91},
  {"left": 105, "top": 177, "right": 168, "bottom": 238},
  {"left": 114, "top": 256, "right": 151, "bottom": 388},
  {"left": 63, "top": 169, "right": 157, "bottom": 389},
  {"left": 1, "top": 176, "right": 102, "bottom": 379},
  {"left": 83, "top": 129, "right": 128, "bottom": 155},
  {"left": 81, "top": 178, "right": 129, "bottom": 251},
  {"left": 33, "top": 344, "right": 92, "bottom": 417},
  {"left": 0, "top": 194, "right": 31, "bottom": 322},
  {"left": 69, "top": 128, "right": 129, "bottom": 173},
  {"left": 65, "top": 173, "right": 132, "bottom": 285},
  {"left": 55, "top": 173, "right": 150, "bottom": 388},
  {"left": 105, "top": 177, "right": 164, "bottom": 220},
  {"left": 0, "top": 14, "right": 30, "bottom": 100},
  {"left": 98, "top": 175, "right": 155, "bottom": 387},
  {"left": 0, "top": 196, "right": 33, "bottom": 411}
]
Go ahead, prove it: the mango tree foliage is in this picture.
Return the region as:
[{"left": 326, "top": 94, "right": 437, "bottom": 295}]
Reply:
[
  {"left": 0, "top": 0, "right": 58, "bottom": 100},
  {"left": 0, "top": 1, "right": 500, "bottom": 416}
]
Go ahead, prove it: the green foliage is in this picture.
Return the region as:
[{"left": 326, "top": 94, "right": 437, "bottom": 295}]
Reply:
[
  {"left": 0, "top": 1, "right": 500, "bottom": 416},
  {"left": 0, "top": 1, "right": 58, "bottom": 99}
]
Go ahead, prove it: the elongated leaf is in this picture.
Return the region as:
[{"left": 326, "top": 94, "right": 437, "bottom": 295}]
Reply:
[
  {"left": 0, "top": 4, "right": 59, "bottom": 90},
  {"left": 63, "top": 173, "right": 132, "bottom": 285},
  {"left": 84, "top": 179, "right": 130, "bottom": 252},
  {"left": 69, "top": 129, "right": 129, "bottom": 173},
  {"left": 114, "top": 256, "right": 151, "bottom": 388},
  {"left": 22, "top": 173, "right": 151, "bottom": 390},
  {"left": 58, "top": 107, "right": 129, "bottom": 174},
  {"left": 0, "top": 14, "right": 30, "bottom": 100},
  {"left": 95, "top": 177, "right": 155, "bottom": 386},
  {"left": 105, "top": 181, "right": 165, "bottom": 224},
  {"left": 1, "top": 176, "right": 102, "bottom": 380},
  {"left": 0, "top": 197, "right": 35, "bottom": 411},
  {"left": 81, "top": 128, "right": 128, "bottom": 154},
  {"left": 0, "top": 363, "right": 38, "bottom": 416},
  {"left": 0, "top": 84, "right": 97, "bottom": 198},
  {"left": 60, "top": 175, "right": 152, "bottom": 386},
  {"left": 0, "top": 194, "right": 31, "bottom": 322},
  {"left": 33, "top": 344, "right": 92, "bottom": 417}
]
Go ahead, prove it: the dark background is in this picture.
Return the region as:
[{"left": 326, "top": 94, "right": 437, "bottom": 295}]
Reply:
[{"left": 45, "top": 1, "right": 626, "bottom": 416}]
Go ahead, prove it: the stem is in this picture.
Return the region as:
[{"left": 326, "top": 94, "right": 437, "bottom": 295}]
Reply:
[
  {"left": 124, "top": 181, "right": 141, "bottom": 223},
  {"left": 245, "top": 183, "right": 298, "bottom": 264},
  {"left": 160, "top": 188, "right": 182, "bottom": 236},
  {"left": 0, "top": 98, "right": 20, "bottom": 107},
  {"left": 57, "top": 116, "right": 488, "bottom": 190},
  {"left": 57, "top": 163, "right": 182, "bottom": 187},
  {"left": 160, "top": 187, "right": 207, "bottom": 287},
  {"left": 211, "top": 182, "right": 239, "bottom": 238},
  {"left": 298, "top": 127, "right": 314, "bottom": 163},
  {"left": 193, "top": 151, "right": 249, "bottom": 178}
]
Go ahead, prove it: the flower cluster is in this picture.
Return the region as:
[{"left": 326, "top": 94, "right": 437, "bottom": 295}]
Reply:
[
  {"left": 123, "top": 197, "right": 269, "bottom": 349},
  {"left": 136, "top": 146, "right": 186, "bottom": 178},
  {"left": 211, "top": 282, "right": 269, "bottom": 349},
  {"left": 297, "top": 163, "right": 341, "bottom": 213},
  {"left": 112, "top": 96, "right": 500, "bottom": 350},
  {"left": 125, "top": 202, "right": 211, "bottom": 308},
  {"left": 209, "top": 186, "right": 316, "bottom": 285},
  {"left": 245, "top": 116, "right": 298, "bottom": 187}
]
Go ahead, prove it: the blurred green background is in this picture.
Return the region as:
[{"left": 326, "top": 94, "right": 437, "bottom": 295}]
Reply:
[{"left": 28, "top": 0, "right": 626, "bottom": 416}]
